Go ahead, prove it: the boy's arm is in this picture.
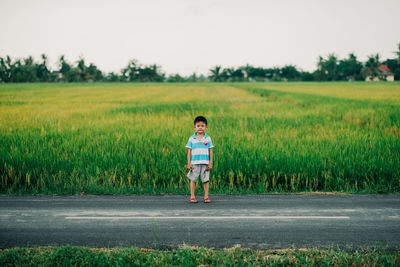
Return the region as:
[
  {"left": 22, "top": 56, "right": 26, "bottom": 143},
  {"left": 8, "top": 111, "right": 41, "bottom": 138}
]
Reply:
[
  {"left": 206, "top": 148, "right": 213, "bottom": 171},
  {"left": 187, "top": 149, "right": 193, "bottom": 170}
]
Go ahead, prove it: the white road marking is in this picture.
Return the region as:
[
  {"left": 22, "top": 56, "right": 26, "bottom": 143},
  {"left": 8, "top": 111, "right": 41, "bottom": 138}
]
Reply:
[
  {"left": 55, "top": 209, "right": 358, "bottom": 217},
  {"left": 65, "top": 216, "right": 350, "bottom": 220}
]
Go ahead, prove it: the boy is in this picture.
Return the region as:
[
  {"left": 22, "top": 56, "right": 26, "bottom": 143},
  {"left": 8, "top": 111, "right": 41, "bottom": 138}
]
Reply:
[{"left": 185, "top": 116, "right": 214, "bottom": 203}]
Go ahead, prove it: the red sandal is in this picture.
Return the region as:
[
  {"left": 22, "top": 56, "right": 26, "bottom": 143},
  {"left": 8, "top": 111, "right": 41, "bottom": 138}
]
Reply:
[
  {"left": 189, "top": 198, "right": 198, "bottom": 203},
  {"left": 204, "top": 198, "right": 211, "bottom": 203}
]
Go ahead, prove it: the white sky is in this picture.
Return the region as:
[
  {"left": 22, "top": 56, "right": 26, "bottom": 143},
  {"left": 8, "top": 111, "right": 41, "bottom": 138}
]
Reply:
[{"left": 1, "top": 0, "right": 399, "bottom": 76}]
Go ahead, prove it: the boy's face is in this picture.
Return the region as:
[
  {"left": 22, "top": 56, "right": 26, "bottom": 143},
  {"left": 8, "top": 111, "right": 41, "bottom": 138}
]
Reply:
[{"left": 194, "top": 121, "right": 207, "bottom": 134}]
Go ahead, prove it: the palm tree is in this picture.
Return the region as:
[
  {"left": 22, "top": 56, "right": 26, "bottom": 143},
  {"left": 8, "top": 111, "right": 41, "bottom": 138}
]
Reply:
[
  {"left": 209, "top": 65, "right": 222, "bottom": 82},
  {"left": 36, "top": 54, "right": 50, "bottom": 82},
  {"left": 77, "top": 58, "right": 88, "bottom": 82},
  {"left": 325, "top": 54, "right": 339, "bottom": 81},
  {"left": 225, "top": 68, "right": 245, "bottom": 82},
  {"left": 364, "top": 54, "right": 380, "bottom": 79},
  {"left": 58, "top": 55, "right": 71, "bottom": 82},
  {"left": 121, "top": 59, "right": 139, "bottom": 82},
  {"left": 316, "top": 56, "right": 327, "bottom": 81}
]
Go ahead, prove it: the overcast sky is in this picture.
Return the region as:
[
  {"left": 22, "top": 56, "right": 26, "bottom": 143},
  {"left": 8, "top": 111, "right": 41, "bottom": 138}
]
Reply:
[{"left": 1, "top": 0, "right": 399, "bottom": 76}]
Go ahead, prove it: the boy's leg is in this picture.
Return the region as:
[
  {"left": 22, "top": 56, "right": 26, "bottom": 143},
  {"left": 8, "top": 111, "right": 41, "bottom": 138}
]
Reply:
[
  {"left": 203, "top": 181, "right": 209, "bottom": 199},
  {"left": 188, "top": 165, "right": 200, "bottom": 199},
  {"left": 200, "top": 164, "right": 210, "bottom": 199},
  {"left": 190, "top": 181, "right": 196, "bottom": 198}
]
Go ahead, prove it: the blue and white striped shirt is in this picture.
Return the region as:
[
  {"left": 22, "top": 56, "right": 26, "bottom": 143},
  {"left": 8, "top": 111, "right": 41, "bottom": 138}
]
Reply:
[{"left": 186, "top": 132, "right": 214, "bottom": 165}]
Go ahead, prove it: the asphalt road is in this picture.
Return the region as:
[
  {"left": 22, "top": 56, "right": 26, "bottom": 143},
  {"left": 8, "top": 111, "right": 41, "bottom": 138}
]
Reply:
[{"left": 1, "top": 194, "right": 399, "bottom": 249}]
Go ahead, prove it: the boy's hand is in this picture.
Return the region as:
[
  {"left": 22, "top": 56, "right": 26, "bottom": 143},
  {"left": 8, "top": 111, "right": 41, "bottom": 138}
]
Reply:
[
  {"left": 206, "top": 164, "right": 212, "bottom": 171},
  {"left": 186, "top": 164, "right": 194, "bottom": 170}
]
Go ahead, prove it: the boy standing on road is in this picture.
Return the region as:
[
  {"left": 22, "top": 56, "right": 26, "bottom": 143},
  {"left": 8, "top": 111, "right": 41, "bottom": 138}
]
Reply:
[{"left": 186, "top": 116, "right": 214, "bottom": 204}]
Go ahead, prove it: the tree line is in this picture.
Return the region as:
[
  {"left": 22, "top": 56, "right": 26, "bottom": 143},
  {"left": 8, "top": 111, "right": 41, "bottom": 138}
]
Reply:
[{"left": 1, "top": 44, "right": 399, "bottom": 83}]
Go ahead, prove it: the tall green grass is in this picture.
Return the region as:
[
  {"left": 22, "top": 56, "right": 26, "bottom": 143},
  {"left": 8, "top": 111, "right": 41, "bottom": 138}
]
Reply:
[
  {"left": 1, "top": 82, "right": 399, "bottom": 194},
  {"left": 1, "top": 245, "right": 399, "bottom": 267}
]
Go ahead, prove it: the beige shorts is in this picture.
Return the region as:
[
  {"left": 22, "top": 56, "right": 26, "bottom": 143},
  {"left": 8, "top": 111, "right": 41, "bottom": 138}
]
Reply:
[{"left": 187, "top": 164, "right": 210, "bottom": 183}]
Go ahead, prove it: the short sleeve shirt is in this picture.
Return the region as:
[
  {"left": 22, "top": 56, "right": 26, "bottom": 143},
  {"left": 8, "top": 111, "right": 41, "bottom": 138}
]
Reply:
[{"left": 185, "top": 132, "right": 214, "bottom": 165}]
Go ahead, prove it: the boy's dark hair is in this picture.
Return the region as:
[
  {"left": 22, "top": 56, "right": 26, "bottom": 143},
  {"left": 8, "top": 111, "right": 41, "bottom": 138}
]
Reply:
[{"left": 194, "top": 116, "right": 207, "bottom": 125}]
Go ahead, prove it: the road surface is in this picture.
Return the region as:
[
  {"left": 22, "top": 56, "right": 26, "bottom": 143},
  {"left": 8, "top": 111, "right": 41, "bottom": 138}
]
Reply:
[{"left": 1, "top": 194, "right": 399, "bottom": 249}]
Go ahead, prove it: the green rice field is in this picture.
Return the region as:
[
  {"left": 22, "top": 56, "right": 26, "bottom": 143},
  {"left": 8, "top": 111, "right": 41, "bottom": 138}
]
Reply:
[{"left": 1, "top": 82, "right": 399, "bottom": 194}]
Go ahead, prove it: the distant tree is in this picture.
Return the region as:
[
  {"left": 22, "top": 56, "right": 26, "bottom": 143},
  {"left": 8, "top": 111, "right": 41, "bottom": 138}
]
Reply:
[
  {"left": 0, "top": 57, "right": 7, "bottom": 82},
  {"left": 76, "top": 58, "right": 89, "bottom": 82},
  {"left": 338, "top": 53, "right": 363, "bottom": 81},
  {"left": 11, "top": 59, "right": 24, "bottom": 82},
  {"left": 315, "top": 56, "right": 326, "bottom": 81},
  {"left": 383, "top": 58, "right": 400, "bottom": 80},
  {"left": 208, "top": 65, "right": 223, "bottom": 82},
  {"left": 3, "top": 44, "right": 400, "bottom": 83},
  {"left": 21, "top": 56, "right": 37, "bottom": 82},
  {"left": 138, "top": 64, "right": 164, "bottom": 82},
  {"left": 227, "top": 68, "right": 245, "bottom": 82},
  {"left": 315, "top": 54, "right": 339, "bottom": 81},
  {"left": 271, "top": 71, "right": 283, "bottom": 82},
  {"left": 1, "top": 56, "right": 13, "bottom": 82},
  {"left": 67, "top": 68, "right": 81, "bottom": 82},
  {"left": 36, "top": 54, "right": 51, "bottom": 82},
  {"left": 363, "top": 54, "right": 380, "bottom": 79},
  {"left": 121, "top": 59, "right": 139, "bottom": 82},
  {"left": 7, "top": 57, "right": 38, "bottom": 82},
  {"left": 264, "top": 68, "right": 278, "bottom": 80},
  {"left": 239, "top": 65, "right": 251, "bottom": 81},
  {"left": 396, "top": 43, "right": 400, "bottom": 64},
  {"left": 300, "top": 71, "right": 314, "bottom": 81},
  {"left": 280, "top": 65, "right": 301, "bottom": 81},
  {"left": 325, "top": 54, "right": 339, "bottom": 81},
  {"left": 167, "top": 73, "right": 185, "bottom": 82},
  {"left": 58, "top": 55, "right": 72, "bottom": 82},
  {"left": 219, "top": 68, "right": 230, "bottom": 82},
  {"left": 240, "top": 65, "right": 266, "bottom": 81},
  {"left": 138, "top": 65, "right": 150, "bottom": 82},
  {"left": 105, "top": 72, "right": 120, "bottom": 82},
  {"left": 121, "top": 59, "right": 164, "bottom": 82},
  {"left": 198, "top": 74, "right": 208, "bottom": 82},
  {"left": 87, "top": 63, "right": 103, "bottom": 81},
  {"left": 187, "top": 72, "right": 198, "bottom": 82},
  {"left": 388, "top": 43, "right": 400, "bottom": 80}
]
